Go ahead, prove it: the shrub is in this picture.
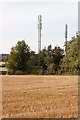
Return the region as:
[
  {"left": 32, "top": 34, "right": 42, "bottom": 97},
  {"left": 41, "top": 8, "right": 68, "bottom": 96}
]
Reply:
[
  {"left": 2, "top": 71, "right": 7, "bottom": 75},
  {"left": 15, "top": 70, "right": 25, "bottom": 75},
  {"left": 7, "top": 69, "right": 14, "bottom": 75},
  {"left": 51, "top": 70, "right": 56, "bottom": 75},
  {"left": 0, "top": 71, "right": 2, "bottom": 75}
]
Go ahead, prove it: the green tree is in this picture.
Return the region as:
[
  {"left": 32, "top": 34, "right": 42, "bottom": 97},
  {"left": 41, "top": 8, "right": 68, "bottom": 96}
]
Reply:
[
  {"left": 40, "top": 45, "right": 64, "bottom": 74},
  {"left": 53, "top": 46, "right": 64, "bottom": 71},
  {"left": 6, "top": 40, "right": 30, "bottom": 74},
  {"left": 39, "top": 47, "right": 47, "bottom": 70},
  {"left": 28, "top": 51, "right": 37, "bottom": 66},
  {"left": 60, "top": 37, "right": 80, "bottom": 75}
]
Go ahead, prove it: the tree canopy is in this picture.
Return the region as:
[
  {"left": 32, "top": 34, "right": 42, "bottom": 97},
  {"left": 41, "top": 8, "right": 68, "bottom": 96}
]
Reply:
[
  {"left": 39, "top": 45, "right": 64, "bottom": 74},
  {"left": 59, "top": 36, "right": 80, "bottom": 75},
  {"left": 6, "top": 40, "right": 30, "bottom": 74},
  {"left": 6, "top": 36, "right": 80, "bottom": 75}
]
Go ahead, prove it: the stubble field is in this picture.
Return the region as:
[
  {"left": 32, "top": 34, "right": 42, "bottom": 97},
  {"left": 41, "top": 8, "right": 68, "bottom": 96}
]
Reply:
[{"left": 2, "top": 75, "right": 78, "bottom": 118}]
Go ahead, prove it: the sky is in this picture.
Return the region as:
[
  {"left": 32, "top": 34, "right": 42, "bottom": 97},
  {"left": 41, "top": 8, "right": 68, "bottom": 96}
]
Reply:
[{"left": 0, "top": 0, "right": 79, "bottom": 54}]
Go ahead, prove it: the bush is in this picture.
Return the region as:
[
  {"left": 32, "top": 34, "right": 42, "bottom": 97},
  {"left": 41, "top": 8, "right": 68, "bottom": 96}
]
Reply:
[
  {"left": 2, "top": 71, "right": 7, "bottom": 75},
  {"left": 7, "top": 69, "right": 14, "bottom": 75},
  {"left": 0, "top": 71, "right": 7, "bottom": 75},
  {"left": 35, "top": 69, "right": 43, "bottom": 75},
  {"left": 0, "top": 71, "right": 2, "bottom": 75},
  {"left": 27, "top": 66, "right": 43, "bottom": 75},
  {"left": 15, "top": 70, "right": 25, "bottom": 75},
  {"left": 51, "top": 70, "right": 56, "bottom": 75},
  {"left": 58, "top": 69, "right": 64, "bottom": 75}
]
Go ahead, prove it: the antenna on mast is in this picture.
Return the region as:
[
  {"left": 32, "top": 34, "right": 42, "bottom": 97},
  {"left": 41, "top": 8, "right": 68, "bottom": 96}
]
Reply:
[
  {"left": 37, "top": 15, "right": 42, "bottom": 66},
  {"left": 65, "top": 24, "right": 68, "bottom": 54},
  {"left": 38, "top": 15, "right": 42, "bottom": 53}
]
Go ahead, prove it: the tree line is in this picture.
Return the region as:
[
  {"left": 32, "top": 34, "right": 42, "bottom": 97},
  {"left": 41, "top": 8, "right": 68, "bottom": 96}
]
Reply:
[{"left": 6, "top": 36, "right": 80, "bottom": 75}]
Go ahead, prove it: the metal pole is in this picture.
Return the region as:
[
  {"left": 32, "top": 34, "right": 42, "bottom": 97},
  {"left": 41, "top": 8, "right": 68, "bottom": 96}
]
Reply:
[
  {"left": 37, "top": 15, "right": 42, "bottom": 66},
  {"left": 38, "top": 15, "right": 42, "bottom": 53},
  {"left": 65, "top": 24, "right": 68, "bottom": 54}
]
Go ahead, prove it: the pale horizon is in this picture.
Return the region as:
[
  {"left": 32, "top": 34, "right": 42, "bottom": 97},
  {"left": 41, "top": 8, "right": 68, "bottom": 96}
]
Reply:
[{"left": 0, "top": 0, "right": 79, "bottom": 54}]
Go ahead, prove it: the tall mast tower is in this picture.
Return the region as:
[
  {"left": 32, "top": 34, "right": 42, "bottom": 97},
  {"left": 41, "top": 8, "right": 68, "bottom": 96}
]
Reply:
[
  {"left": 38, "top": 15, "right": 42, "bottom": 53},
  {"left": 78, "top": 1, "right": 80, "bottom": 36},
  {"left": 65, "top": 24, "right": 68, "bottom": 54}
]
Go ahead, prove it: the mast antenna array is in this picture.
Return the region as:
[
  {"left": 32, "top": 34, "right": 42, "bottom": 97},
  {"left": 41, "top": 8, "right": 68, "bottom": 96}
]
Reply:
[
  {"left": 38, "top": 15, "right": 42, "bottom": 53},
  {"left": 65, "top": 24, "right": 68, "bottom": 54}
]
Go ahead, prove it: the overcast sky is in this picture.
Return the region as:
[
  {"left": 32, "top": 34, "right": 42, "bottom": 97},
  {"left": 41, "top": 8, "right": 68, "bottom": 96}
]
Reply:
[{"left": 0, "top": 0, "right": 79, "bottom": 54}]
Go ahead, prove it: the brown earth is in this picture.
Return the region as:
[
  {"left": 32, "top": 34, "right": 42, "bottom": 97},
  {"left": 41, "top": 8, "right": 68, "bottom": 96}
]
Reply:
[{"left": 2, "top": 75, "right": 78, "bottom": 118}]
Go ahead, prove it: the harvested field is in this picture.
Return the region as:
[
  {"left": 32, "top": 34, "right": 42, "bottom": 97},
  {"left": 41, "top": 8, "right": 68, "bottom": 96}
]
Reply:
[{"left": 2, "top": 75, "right": 78, "bottom": 118}]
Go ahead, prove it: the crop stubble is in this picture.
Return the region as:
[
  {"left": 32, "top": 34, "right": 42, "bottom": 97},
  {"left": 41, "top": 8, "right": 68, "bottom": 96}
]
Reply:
[{"left": 2, "top": 75, "right": 78, "bottom": 118}]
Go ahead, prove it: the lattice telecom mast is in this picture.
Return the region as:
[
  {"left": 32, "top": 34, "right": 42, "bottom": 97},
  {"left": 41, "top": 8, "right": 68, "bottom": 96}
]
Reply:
[
  {"left": 38, "top": 15, "right": 42, "bottom": 53},
  {"left": 78, "top": 1, "right": 80, "bottom": 36},
  {"left": 65, "top": 24, "right": 68, "bottom": 53}
]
